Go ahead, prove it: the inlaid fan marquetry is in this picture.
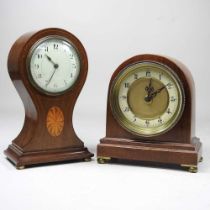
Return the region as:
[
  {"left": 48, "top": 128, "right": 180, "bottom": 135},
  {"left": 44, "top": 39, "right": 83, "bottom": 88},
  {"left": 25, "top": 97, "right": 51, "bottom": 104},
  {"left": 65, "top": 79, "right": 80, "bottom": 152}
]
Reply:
[{"left": 46, "top": 106, "right": 64, "bottom": 137}]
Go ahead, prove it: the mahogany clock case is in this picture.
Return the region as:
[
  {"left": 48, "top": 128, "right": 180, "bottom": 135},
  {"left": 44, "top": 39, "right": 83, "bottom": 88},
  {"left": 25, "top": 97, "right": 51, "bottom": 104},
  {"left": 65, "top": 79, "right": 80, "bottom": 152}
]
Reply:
[
  {"left": 4, "top": 28, "right": 93, "bottom": 169},
  {"left": 97, "top": 54, "right": 202, "bottom": 172}
]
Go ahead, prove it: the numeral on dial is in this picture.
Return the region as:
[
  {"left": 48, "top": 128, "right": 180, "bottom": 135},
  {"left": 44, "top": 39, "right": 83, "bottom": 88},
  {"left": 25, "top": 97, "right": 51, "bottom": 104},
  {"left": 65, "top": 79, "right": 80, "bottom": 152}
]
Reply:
[
  {"left": 124, "top": 107, "right": 130, "bottom": 112},
  {"left": 120, "top": 95, "right": 127, "bottom": 99},
  {"left": 158, "top": 118, "right": 163, "bottom": 124},
  {"left": 37, "top": 74, "right": 42, "bottom": 78},
  {"left": 37, "top": 54, "right": 42, "bottom": 59},
  {"left": 159, "top": 73, "right": 163, "bottom": 80},
  {"left": 134, "top": 74, "right": 138, "bottom": 80},
  {"left": 34, "top": 64, "right": 39, "bottom": 69},
  {"left": 145, "top": 120, "right": 150, "bottom": 127},
  {"left": 146, "top": 71, "right": 151, "bottom": 77},
  {"left": 170, "top": 96, "right": 176, "bottom": 102},
  {"left": 53, "top": 44, "right": 58, "bottom": 49},
  {"left": 167, "top": 82, "right": 173, "bottom": 89},
  {"left": 124, "top": 82, "right": 130, "bottom": 88}
]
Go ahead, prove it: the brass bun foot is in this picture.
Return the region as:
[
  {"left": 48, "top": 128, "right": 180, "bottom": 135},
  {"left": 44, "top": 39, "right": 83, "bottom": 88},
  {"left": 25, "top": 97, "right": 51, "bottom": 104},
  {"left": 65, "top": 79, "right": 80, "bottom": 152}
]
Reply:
[
  {"left": 181, "top": 164, "right": 198, "bottom": 173},
  {"left": 17, "top": 166, "right": 25, "bottom": 170},
  {"left": 97, "top": 157, "right": 111, "bottom": 164},
  {"left": 84, "top": 158, "right": 92, "bottom": 162},
  {"left": 189, "top": 166, "right": 198, "bottom": 173}
]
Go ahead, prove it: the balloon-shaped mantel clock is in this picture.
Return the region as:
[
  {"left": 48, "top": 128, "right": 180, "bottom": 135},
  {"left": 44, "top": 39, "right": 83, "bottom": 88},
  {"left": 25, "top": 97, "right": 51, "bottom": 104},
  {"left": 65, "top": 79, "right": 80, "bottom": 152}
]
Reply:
[
  {"left": 97, "top": 54, "right": 202, "bottom": 172},
  {"left": 5, "top": 28, "right": 93, "bottom": 169}
]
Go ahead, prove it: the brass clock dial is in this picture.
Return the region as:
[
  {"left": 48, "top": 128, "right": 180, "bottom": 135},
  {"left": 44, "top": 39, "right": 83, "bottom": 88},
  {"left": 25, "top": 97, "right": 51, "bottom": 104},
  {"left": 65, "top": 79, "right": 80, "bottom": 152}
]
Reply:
[{"left": 110, "top": 62, "right": 185, "bottom": 136}]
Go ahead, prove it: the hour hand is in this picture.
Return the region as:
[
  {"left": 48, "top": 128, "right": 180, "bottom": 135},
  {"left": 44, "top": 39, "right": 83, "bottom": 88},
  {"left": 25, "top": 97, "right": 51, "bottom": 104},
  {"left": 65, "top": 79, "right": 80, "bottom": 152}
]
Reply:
[
  {"left": 145, "top": 79, "right": 154, "bottom": 94},
  {"left": 45, "top": 54, "right": 59, "bottom": 69},
  {"left": 45, "top": 54, "right": 52, "bottom": 62},
  {"left": 145, "top": 79, "right": 154, "bottom": 102}
]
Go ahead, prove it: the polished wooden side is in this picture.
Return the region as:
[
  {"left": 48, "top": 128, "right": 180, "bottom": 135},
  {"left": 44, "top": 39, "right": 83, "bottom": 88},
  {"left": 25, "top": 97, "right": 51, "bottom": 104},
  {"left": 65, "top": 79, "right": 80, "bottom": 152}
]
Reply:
[{"left": 5, "top": 28, "right": 93, "bottom": 168}]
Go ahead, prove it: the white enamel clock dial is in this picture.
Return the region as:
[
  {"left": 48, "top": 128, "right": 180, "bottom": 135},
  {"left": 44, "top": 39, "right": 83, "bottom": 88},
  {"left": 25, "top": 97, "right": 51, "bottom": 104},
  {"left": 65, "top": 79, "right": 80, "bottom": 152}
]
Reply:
[
  {"left": 111, "top": 62, "right": 185, "bottom": 136},
  {"left": 28, "top": 36, "right": 80, "bottom": 94}
]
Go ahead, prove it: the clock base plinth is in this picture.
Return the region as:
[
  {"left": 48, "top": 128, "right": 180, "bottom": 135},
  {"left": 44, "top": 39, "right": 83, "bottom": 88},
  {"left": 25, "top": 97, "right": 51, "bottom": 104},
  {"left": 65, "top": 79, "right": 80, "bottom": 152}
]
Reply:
[
  {"left": 4, "top": 144, "right": 93, "bottom": 169},
  {"left": 97, "top": 137, "right": 202, "bottom": 172}
]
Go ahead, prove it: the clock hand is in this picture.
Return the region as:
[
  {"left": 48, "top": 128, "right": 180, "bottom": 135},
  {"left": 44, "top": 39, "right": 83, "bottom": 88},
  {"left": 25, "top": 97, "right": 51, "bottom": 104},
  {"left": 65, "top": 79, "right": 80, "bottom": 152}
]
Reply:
[
  {"left": 45, "top": 65, "right": 59, "bottom": 88},
  {"left": 145, "top": 85, "right": 166, "bottom": 102},
  {"left": 45, "top": 54, "right": 59, "bottom": 69},
  {"left": 145, "top": 78, "right": 154, "bottom": 94},
  {"left": 144, "top": 79, "right": 154, "bottom": 102},
  {"left": 45, "top": 67, "right": 57, "bottom": 87},
  {"left": 45, "top": 54, "right": 59, "bottom": 87},
  {"left": 150, "top": 85, "right": 166, "bottom": 98},
  {"left": 148, "top": 78, "right": 152, "bottom": 88}
]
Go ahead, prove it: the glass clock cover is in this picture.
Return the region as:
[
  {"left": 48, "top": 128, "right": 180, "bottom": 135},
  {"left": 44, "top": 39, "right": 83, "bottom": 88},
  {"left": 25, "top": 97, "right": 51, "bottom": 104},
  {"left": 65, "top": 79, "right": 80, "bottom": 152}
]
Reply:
[
  {"left": 28, "top": 36, "right": 80, "bottom": 94},
  {"left": 110, "top": 62, "right": 185, "bottom": 136}
]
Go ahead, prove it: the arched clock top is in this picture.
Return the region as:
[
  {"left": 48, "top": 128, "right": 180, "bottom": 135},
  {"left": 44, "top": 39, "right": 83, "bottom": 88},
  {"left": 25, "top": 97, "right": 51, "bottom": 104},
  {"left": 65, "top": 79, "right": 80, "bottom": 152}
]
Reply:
[
  {"left": 98, "top": 54, "right": 202, "bottom": 172},
  {"left": 106, "top": 54, "right": 195, "bottom": 142}
]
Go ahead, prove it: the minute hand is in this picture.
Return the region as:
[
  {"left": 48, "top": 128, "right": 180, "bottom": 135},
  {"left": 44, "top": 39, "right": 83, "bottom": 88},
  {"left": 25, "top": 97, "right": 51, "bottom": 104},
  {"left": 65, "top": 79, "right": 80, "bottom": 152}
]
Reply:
[
  {"left": 46, "top": 68, "right": 57, "bottom": 87},
  {"left": 150, "top": 85, "right": 166, "bottom": 98}
]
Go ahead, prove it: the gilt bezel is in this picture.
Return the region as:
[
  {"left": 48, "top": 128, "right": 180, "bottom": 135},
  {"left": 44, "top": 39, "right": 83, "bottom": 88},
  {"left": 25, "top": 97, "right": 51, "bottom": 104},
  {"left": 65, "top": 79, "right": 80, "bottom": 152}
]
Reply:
[{"left": 110, "top": 61, "right": 185, "bottom": 137}]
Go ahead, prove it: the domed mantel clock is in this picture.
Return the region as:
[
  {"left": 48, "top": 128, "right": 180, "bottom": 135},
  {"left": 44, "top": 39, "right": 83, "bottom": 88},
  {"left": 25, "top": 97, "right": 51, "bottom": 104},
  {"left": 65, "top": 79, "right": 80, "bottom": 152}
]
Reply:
[
  {"left": 97, "top": 54, "right": 202, "bottom": 172},
  {"left": 4, "top": 28, "right": 93, "bottom": 169}
]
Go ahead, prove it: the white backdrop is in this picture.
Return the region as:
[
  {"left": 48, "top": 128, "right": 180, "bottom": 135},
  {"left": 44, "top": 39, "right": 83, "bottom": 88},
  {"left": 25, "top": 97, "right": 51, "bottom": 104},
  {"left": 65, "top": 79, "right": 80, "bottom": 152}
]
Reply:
[{"left": 0, "top": 0, "right": 210, "bottom": 210}]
